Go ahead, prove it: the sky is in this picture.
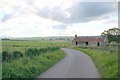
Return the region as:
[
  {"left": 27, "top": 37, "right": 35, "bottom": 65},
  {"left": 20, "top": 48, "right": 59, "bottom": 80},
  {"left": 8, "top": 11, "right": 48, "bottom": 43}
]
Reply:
[{"left": 0, "top": 0, "right": 118, "bottom": 38}]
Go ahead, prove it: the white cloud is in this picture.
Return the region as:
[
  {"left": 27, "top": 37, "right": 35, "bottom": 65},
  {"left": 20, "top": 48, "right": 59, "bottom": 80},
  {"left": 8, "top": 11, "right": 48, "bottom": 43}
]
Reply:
[
  {"left": 0, "top": 13, "right": 62, "bottom": 37},
  {"left": 62, "top": 19, "right": 118, "bottom": 36},
  {"left": 0, "top": 0, "right": 118, "bottom": 38}
]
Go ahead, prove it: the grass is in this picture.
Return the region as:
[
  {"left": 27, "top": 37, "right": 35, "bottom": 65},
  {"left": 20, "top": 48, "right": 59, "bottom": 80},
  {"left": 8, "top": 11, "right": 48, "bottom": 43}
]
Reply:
[
  {"left": 2, "top": 46, "right": 60, "bottom": 61},
  {"left": 2, "top": 49, "right": 66, "bottom": 79},
  {"left": 2, "top": 40, "right": 71, "bottom": 52},
  {"left": 73, "top": 46, "right": 118, "bottom": 78},
  {"left": 2, "top": 40, "right": 68, "bottom": 79}
]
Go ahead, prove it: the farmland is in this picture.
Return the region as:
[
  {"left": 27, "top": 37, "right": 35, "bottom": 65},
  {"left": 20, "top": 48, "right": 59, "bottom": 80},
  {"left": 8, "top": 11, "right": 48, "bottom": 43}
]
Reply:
[
  {"left": 1, "top": 39, "right": 71, "bottom": 79},
  {"left": 2, "top": 40, "right": 71, "bottom": 52}
]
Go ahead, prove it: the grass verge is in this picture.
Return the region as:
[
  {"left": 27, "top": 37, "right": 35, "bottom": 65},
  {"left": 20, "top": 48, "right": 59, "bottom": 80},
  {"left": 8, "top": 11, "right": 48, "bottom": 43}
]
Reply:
[
  {"left": 2, "top": 49, "right": 66, "bottom": 79},
  {"left": 73, "top": 47, "right": 118, "bottom": 78}
]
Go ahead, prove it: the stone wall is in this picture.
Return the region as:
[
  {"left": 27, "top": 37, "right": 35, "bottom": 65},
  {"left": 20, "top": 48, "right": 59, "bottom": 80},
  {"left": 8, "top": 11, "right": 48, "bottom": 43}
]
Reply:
[{"left": 72, "top": 40, "right": 106, "bottom": 46}]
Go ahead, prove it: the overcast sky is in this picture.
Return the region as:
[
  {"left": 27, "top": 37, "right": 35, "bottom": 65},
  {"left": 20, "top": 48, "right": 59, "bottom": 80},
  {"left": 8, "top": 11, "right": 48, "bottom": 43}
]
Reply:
[{"left": 0, "top": 0, "right": 118, "bottom": 38}]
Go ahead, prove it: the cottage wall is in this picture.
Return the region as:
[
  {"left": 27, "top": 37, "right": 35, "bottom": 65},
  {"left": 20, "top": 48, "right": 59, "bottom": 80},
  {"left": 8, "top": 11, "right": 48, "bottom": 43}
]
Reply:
[
  {"left": 72, "top": 40, "right": 106, "bottom": 46},
  {"left": 87, "top": 42, "right": 97, "bottom": 46}
]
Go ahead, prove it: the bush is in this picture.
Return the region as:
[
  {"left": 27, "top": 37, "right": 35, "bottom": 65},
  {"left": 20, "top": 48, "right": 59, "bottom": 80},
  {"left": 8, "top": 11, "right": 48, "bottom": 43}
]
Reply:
[
  {"left": 2, "top": 51, "right": 9, "bottom": 61},
  {"left": 34, "top": 48, "right": 39, "bottom": 55},
  {"left": 2, "top": 46, "right": 60, "bottom": 62},
  {"left": 13, "top": 51, "right": 23, "bottom": 59},
  {"left": 25, "top": 48, "right": 36, "bottom": 57}
]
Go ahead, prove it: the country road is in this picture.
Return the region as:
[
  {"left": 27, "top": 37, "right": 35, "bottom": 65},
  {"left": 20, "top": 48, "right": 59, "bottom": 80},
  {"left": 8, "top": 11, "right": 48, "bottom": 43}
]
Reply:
[{"left": 38, "top": 48, "right": 101, "bottom": 78}]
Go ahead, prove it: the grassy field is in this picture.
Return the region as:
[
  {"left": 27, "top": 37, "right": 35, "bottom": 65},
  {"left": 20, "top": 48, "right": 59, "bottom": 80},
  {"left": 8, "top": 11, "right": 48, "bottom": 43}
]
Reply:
[
  {"left": 73, "top": 46, "right": 118, "bottom": 78},
  {"left": 1, "top": 40, "right": 69, "bottom": 79},
  {"left": 2, "top": 40, "right": 71, "bottom": 52}
]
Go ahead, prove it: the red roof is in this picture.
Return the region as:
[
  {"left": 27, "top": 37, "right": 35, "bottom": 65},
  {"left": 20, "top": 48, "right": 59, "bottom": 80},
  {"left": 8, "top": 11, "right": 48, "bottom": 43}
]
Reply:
[{"left": 73, "top": 37, "right": 105, "bottom": 42}]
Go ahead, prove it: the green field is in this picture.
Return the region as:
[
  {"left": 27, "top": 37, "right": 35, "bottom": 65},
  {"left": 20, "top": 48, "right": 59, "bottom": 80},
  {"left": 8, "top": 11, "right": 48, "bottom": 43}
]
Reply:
[
  {"left": 73, "top": 46, "right": 118, "bottom": 78},
  {"left": 2, "top": 40, "right": 71, "bottom": 52},
  {"left": 1, "top": 40, "right": 70, "bottom": 79}
]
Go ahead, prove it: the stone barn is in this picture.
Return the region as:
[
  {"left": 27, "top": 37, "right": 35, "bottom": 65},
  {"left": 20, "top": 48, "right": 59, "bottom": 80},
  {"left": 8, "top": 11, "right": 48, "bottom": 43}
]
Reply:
[{"left": 72, "top": 35, "right": 107, "bottom": 46}]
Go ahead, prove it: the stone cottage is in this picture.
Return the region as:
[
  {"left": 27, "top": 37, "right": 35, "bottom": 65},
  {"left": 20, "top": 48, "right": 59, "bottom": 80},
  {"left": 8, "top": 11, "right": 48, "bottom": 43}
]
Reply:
[{"left": 72, "top": 35, "right": 107, "bottom": 46}]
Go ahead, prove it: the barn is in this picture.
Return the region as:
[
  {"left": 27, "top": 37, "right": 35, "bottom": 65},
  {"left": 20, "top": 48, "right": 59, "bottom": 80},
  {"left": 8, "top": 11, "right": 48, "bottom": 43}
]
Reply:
[{"left": 72, "top": 35, "right": 107, "bottom": 46}]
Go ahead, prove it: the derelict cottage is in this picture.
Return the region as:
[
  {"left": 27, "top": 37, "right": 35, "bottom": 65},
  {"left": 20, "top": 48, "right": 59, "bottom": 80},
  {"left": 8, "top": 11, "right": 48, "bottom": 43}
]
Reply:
[{"left": 72, "top": 35, "right": 107, "bottom": 46}]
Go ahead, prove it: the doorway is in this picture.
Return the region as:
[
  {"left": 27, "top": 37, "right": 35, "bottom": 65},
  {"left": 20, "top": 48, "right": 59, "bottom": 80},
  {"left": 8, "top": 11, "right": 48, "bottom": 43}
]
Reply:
[
  {"left": 76, "top": 41, "right": 78, "bottom": 45},
  {"left": 86, "top": 42, "right": 88, "bottom": 45},
  {"left": 97, "top": 42, "right": 100, "bottom": 46}
]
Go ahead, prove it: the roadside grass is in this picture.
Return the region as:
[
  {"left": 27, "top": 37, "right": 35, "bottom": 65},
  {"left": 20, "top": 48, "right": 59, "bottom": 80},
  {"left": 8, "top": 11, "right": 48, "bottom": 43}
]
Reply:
[
  {"left": 2, "top": 49, "right": 66, "bottom": 79},
  {"left": 73, "top": 46, "right": 118, "bottom": 78},
  {"left": 2, "top": 41, "right": 68, "bottom": 79}
]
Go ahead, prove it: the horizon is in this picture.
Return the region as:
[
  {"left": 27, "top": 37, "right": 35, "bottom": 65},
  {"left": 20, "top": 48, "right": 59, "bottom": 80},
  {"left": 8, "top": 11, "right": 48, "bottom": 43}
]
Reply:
[{"left": 0, "top": 35, "right": 102, "bottom": 39}]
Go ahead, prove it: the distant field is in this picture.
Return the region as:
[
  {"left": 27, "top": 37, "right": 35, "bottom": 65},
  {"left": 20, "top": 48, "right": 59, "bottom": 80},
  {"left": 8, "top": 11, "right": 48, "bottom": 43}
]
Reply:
[
  {"left": 2, "top": 36, "right": 74, "bottom": 41},
  {"left": 2, "top": 40, "right": 71, "bottom": 52}
]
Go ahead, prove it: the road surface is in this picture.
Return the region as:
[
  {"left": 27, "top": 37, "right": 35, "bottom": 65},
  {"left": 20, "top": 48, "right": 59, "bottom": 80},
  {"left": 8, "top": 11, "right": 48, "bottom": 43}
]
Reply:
[{"left": 38, "top": 48, "right": 101, "bottom": 78}]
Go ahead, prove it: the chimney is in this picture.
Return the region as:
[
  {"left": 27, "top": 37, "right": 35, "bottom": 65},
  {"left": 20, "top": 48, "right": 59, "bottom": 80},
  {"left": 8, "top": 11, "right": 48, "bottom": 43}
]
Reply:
[{"left": 75, "top": 34, "right": 77, "bottom": 38}]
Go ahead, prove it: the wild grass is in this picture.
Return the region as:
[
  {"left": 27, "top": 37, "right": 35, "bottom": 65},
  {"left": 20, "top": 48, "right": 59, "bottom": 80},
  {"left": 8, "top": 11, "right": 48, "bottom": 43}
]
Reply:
[
  {"left": 2, "top": 49, "right": 66, "bottom": 79},
  {"left": 73, "top": 46, "right": 118, "bottom": 78},
  {"left": 2, "top": 41, "right": 67, "bottom": 79}
]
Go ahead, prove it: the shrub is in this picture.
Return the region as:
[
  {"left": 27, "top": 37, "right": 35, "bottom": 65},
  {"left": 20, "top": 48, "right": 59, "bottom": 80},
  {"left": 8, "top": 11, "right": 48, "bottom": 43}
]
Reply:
[
  {"left": 34, "top": 48, "right": 39, "bottom": 55},
  {"left": 2, "top": 46, "right": 60, "bottom": 62},
  {"left": 13, "top": 51, "right": 23, "bottom": 59},
  {"left": 2, "top": 51, "right": 13, "bottom": 62},
  {"left": 2, "top": 51, "right": 9, "bottom": 61},
  {"left": 25, "top": 48, "right": 36, "bottom": 57}
]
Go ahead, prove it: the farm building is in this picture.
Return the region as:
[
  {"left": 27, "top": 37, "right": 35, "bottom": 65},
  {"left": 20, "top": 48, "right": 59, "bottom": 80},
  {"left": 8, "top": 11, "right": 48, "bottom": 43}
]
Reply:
[{"left": 72, "top": 35, "right": 107, "bottom": 46}]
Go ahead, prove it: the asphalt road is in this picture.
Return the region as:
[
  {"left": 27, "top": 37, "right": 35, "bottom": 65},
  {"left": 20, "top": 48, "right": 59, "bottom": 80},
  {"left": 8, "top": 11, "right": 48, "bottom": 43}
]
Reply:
[{"left": 38, "top": 48, "right": 101, "bottom": 78}]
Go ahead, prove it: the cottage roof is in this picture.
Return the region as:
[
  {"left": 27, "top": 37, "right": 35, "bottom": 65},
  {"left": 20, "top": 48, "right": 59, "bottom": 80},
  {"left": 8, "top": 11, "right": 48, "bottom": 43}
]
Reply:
[{"left": 73, "top": 37, "right": 105, "bottom": 42}]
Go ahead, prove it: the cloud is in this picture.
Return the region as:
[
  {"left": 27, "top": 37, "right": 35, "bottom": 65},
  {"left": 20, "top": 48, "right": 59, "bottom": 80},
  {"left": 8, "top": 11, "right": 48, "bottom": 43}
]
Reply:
[
  {"left": 0, "top": 0, "right": 118, "bottom": 38},
  {"left": 0, "top": 1, "right": 117, "bottom": 23},
  {"left": 0, "top": 13, "right": 64, "bottom": 37},
  {"left": 37, "top": 6, "right": 68, "bottom": 21},
  {"left": 68, "top": 2, "right": 117, "bottom": 23},
  {"left": 1, "top": 14, "right": 12, "bottom": 22},
  {"left": 36, "top": 2, "right": 117, "bottom": 23},
  {"left": 0, "top": 0, "right": 37, "bottom": 23},
  {"left": 52, "top": 24, "right": 67, "bottom": 30}
]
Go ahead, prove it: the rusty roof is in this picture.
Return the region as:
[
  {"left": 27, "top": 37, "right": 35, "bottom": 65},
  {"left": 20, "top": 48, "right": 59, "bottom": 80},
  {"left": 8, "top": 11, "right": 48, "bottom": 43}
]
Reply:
[{"left": 73, "top": 37, "right": 105, "bottom": 42}]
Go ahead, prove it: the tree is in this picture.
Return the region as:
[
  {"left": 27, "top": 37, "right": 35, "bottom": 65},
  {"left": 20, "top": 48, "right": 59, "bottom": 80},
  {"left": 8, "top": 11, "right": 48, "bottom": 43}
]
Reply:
[{"left": 101, "top": 27, "right": 120, "bottom": 43}]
